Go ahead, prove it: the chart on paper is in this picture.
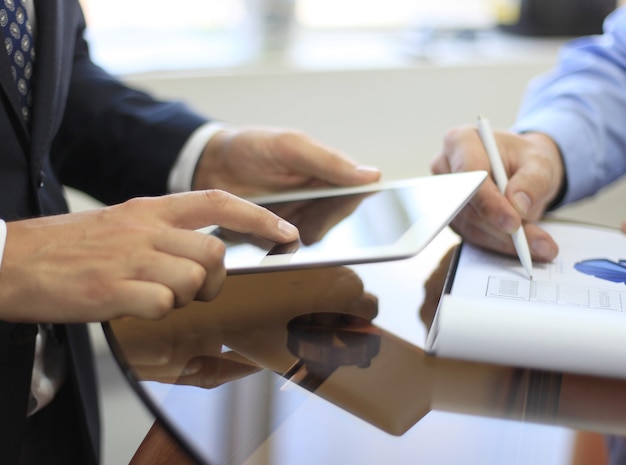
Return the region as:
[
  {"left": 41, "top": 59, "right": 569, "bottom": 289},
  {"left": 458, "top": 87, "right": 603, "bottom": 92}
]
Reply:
[
  {"left": 485, "top": 275, "right": 626, "bottom": 311},
  {"left": 427, "top": 221, "right": 626, "bottom": 380}
]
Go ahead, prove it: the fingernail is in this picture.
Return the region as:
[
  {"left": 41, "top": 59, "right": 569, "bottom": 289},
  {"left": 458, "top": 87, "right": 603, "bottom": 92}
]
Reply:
[
  {"left": 513, "top": 192, "right": 531, "bottom": 216},
  {"left": 278, "top": 220, "right": 298, "bottom": 236},
  {"left": 532, "top": 239, "right": 556, "bottom": 260},
  {"left": 356, "top": 165, "right": 381, "bottom": 175},
  {"left": 182, "top": 358, "right": 203, "bottom": 376}
]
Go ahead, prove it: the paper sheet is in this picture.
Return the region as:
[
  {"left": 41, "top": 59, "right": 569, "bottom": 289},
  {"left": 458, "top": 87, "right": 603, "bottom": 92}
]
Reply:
[{"left": 426, "top": 221, "right": 626, "bottom": 378}]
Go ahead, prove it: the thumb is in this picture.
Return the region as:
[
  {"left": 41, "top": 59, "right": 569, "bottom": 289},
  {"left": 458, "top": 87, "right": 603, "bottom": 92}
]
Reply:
[{"left": 505, "top": 164, "right": 555, "bottom": 222}]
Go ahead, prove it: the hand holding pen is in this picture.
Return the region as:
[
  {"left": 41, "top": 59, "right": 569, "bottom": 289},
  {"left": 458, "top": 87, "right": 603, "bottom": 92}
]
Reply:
[
  {"left": 430, "top": 121, "right": 562, "bottom": 264},
  {"left": 477, "top": 115, "right": 534, "bottom": 280}
]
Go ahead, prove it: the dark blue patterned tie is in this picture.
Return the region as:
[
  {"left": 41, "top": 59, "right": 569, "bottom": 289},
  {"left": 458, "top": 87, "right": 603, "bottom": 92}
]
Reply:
[{"left": 1, "top": 0, "right": 35, "bottom": 124}]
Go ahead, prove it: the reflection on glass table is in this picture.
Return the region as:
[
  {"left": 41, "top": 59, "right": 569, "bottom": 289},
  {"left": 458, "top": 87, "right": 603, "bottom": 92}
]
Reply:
[{"left": 104, "top": 230, "right": 626, "bottom": 465}]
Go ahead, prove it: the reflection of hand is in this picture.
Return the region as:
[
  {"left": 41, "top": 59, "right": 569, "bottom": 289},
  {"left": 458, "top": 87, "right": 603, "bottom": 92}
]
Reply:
[
  {"left": 111, "top": 266, "right": 376, "bottom": 388},
  {"left": 113, "top": 318, "right": 260, "bottom": 388},
  {"left": 419, "top": 245, "right": 457, "bottom": 331},
  {"left": 0, "top": 190, "right": 298, "bottom": 323},
  {"left": 192, "top": 128, "right": 381, "bottom": 196},
  {"left": 431, "top": 126, "right": 562, "bottom": 262},
  {"left": 265, "top": 192, "right": 371, "bottom": 245}
]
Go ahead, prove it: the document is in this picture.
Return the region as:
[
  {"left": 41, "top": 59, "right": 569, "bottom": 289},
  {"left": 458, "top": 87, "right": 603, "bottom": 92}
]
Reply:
[{"left": 425, "top": 221, "right": 626, "bottom": 379}]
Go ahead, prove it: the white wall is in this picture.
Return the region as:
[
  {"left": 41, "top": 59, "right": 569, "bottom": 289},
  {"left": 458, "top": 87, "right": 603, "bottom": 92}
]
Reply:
[{"left": 126, "top": 64, "right": 545, "bottom": 180}]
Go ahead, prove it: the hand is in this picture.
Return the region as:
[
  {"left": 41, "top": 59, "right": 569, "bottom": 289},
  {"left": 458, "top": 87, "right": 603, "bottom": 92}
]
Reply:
[
  {"left": 0, "top": 190, "right": 299, "bottom": 323},
  {"left": 192, "top": 128, "right": 381, "bottom": 196},
  {"left": 113, "top": 312, "right": 261, "bottom": 388},
  {"left": 111, "top": 266, "right": 378, "bottom": 388},
  {"left": 217, "top": 191, "right": 372, "bottom": 252},
  {"left": 431, "top": 125, "right": 564, "bottom": 261}
]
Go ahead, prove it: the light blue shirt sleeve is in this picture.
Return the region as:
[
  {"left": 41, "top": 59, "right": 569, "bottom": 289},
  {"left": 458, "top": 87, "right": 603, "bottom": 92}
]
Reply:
[{"left": 512, "top": 6, "right": 626, "bottom": 206}]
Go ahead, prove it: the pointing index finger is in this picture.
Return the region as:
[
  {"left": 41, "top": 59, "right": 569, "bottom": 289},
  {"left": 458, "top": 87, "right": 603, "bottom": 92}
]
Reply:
[{"left": 159, "top": 189, "right": 299, "bottom": 243}]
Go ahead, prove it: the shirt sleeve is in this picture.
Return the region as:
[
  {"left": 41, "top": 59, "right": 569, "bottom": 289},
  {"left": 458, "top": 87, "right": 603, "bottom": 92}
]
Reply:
[
  {"left": 511, "top": 6, "right": 626, "bottom": 207},
  {"left": 167, "top": 122, "right": 224, "bottom": 193}
]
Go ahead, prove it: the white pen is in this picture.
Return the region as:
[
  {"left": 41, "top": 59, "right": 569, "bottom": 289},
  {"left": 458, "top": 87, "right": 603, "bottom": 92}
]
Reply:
[{"left": 477, "top": 115, "right": 534, "bottom": 280}]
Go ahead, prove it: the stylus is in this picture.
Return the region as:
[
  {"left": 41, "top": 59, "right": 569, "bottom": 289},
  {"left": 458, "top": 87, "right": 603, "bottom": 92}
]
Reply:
[{"left": 477, "top": 115, "right": 533, "bottom": 280}]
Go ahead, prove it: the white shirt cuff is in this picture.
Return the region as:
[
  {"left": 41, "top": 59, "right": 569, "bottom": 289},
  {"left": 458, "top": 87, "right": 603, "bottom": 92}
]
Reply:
[
  {"left": 0, "top": 219, "right": 6, "bottom": 270},
  {"left": 167, "top": 122, "right": 224, "bottom": 193}
]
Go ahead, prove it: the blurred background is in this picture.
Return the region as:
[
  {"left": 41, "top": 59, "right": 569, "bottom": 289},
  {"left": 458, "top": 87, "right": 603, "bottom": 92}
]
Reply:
[
  {"left": 78, "top": 0, "right": 620, "bottom": 75},
  {"left": 69, "top": 1, "right": 626, "bottom": 464}
]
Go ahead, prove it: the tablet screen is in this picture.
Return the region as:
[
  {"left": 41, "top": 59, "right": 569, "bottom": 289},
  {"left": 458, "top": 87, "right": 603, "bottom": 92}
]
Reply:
[{"left": 207, "top": 171, "right": 486, "bottom": 274}]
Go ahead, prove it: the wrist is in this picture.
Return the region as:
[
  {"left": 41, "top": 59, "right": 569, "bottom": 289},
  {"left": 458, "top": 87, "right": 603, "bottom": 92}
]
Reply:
[{"left": 192, "top": 129, "right": 230, "bottom": 191}]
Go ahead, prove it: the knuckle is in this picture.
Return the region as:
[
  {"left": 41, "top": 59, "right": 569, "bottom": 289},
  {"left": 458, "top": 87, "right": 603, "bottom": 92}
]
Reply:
[
  {"left": 149, "top": 291, "right": 176, "bottom": 319},
  {"left": 443, "top": 125, "right": 474, "bottom": 146},
  {"left": 273, "top": 131, "right": 304, "bottom": 157},
  {"left": 120, "top": 196, "right": 154, "bottom": 212},
  {"left": 277, "top": 129, "right": 304, "bottom": 144},
  {"left": 204, "top": 234, "right": 226, "bottom": 260},
  {"left": 197, "top": 268, "right": 226, "bottom": 302},
  {"left": 203, "top": 188, "right": 231, "bottom": 207},
  {"left": 186, "top": 263, "right": 208, "bottom": 293},
  {"left": 171, "top": 263, "right": 210, "bottom": 309},
  {"left": 442, "top": 126, "right": 462, "bottom": 144},
  {"left": 205, "top": 279, "right": 226, "bottom": 301},
  {"left": 193, "top": 236, "right": 227, "bottom": 302},
  {"left": 78, "top": 268, "right": 118, "bottom": 308}
]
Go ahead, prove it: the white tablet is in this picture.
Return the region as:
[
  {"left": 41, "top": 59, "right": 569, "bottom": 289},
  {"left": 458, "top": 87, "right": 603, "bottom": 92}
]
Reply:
[{"left": 205, "top": 171, "right": 486, "bottom": 274}]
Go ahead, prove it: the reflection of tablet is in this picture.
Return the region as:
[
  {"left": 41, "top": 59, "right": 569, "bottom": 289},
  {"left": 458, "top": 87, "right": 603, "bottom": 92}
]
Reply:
[{"left": 207, "top": 171, "right": 486, "bottom": 274}]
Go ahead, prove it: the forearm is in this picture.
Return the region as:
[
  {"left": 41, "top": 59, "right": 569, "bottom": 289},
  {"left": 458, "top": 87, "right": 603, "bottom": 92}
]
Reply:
[
  {"left": 50, "top": 26, "right": 209, "bottom": 204},
  {"left": 512, "top": 6, "right": 626, "bottom": 206}
]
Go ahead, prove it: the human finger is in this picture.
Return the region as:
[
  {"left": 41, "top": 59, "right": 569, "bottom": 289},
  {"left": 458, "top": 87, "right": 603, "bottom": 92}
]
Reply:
[
  {"left": 107, "top": 280, "right": 178, "bottom": 320},
  {"left": 273, "top": 131, "right": 381, "bottom": 186},
  {"left": 136, "top": 254, "right": 207, "bottom": 308},
  {"left": 433, "top": 126, "right": 523, "bottom": 235},
  {"left": 433, "top": 125, "right": 493, "bottom": 174},
  {"left": 255, "top": 194, "right": 357, "bottom": 241},
  {"left": 151, "top": 228, "right": 227, "bottom": 302},
  {"left": 503, "top": 132, "right": 565, "bottom": 222},
  {"left": 449, "top": 202, "right": 517, "bottom": 255},
  {"left": 173, "top": 354, "right": 261, "bottom": 388},
  {"left": 525, "top": 222, "right": 559, "bottom": 261},
  {"left": 133, "top": 353, "right": 260, "bottom": 387},
  {"left": 155, "top": 190, "right": 299, "bottom": 244},
  {"left": 450, "top": 203, "right": 558, "bottom": 262}
]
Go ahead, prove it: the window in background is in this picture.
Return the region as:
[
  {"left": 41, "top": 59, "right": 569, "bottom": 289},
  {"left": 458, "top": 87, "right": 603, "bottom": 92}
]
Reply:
[
  {"left": 80, "top": 0, "right": 251, "bottom": 74},
  {"left": 296, "top": 0, "right": 491, "bottom": 29},
  {"left": 78, "top": 0, "right": 539, "bottom": 75},
  {"left": 292, "top": 0, "right": 493, "bottom": 68}
]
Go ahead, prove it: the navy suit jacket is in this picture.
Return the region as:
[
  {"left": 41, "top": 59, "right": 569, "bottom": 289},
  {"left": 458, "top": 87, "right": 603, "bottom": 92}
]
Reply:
[{"left": 0, "top": 1, "right": 208, "bottom": 463}]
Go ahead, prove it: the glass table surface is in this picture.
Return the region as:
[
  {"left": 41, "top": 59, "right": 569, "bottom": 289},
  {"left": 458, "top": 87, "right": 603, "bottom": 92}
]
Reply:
[{"left": 103, "top": 228, "right": 626, "bottom": 465}]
